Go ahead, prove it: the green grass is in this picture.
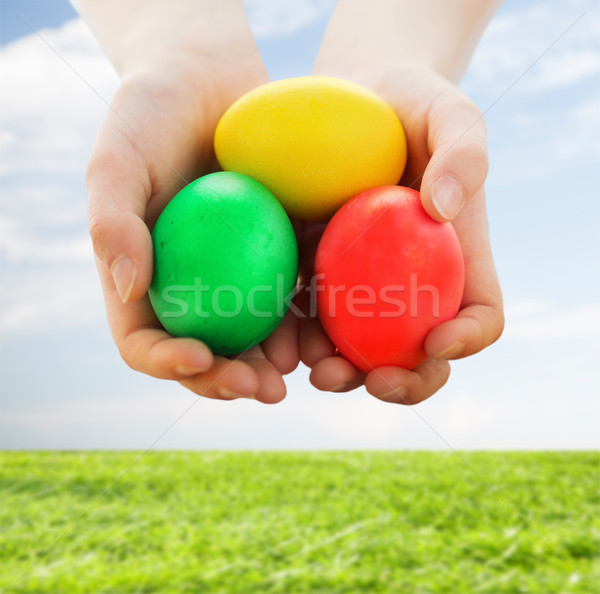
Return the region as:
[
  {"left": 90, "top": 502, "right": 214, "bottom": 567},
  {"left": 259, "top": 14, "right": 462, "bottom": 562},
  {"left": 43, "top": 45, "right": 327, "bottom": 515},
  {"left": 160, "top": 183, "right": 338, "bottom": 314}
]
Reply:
[{"left": 0, "top": 451, "right": 598, "bottom": 593}]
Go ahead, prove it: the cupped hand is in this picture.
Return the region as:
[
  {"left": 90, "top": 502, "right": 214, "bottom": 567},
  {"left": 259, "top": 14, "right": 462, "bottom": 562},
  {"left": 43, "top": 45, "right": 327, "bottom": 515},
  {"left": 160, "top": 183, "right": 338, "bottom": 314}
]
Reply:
[
  {"left": 300, "top": 65, "right": 504, "bottom": 404},
  {"left": 86, "top": 39, "right": 299, "bottom": 403}
]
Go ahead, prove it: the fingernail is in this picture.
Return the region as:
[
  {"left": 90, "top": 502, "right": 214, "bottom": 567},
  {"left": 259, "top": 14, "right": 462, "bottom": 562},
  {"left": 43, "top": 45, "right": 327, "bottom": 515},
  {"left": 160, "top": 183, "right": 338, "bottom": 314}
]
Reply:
[
  {"left": 433, "top": 340, "right": 465, "bottom": 359},
  {"left": 112, "top": 257, "right": 136, "bottom": 303},
  {"left": 218, "top": 387, "right": 255, "bottom": 400},
  {"left": 175, "top": 365, "right": 208, "bottom": 376},
  {"left": 432, "top": 175, "right": 465, "bottom": 220}
]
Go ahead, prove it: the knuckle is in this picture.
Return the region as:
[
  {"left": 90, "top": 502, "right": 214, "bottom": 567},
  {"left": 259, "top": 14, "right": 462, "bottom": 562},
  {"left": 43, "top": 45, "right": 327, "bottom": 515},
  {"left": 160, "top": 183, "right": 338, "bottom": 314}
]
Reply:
[
  {"left": 85, "top": 149, "right": 117, "bottom": 190},
  {"left": 454, "top": 94, "right": 486, "bottom": 127},
  {"left": 118, "top": 333, "right": 146, "bottom": 374},
  {"left": 87, "top": 211, "right": 110, "bottom": 255},
  {"left": 493, "top": 308, "right": 506, "bottom": 343},
  {"left": 444, "top": 136, "right": 488, "bottom": 182},
  {"left": 119, "top": 349, "right": 136, "bottom": 371},
  {"left": 120, "top": 349, "right": 142, "bottom": 374},
  {"left": 464, "top": 138, "right": 489, "bottom": 177},
  {"left": 481, "top": 305, "right": 505, "bottom": 348},
  {"left": 435, "top": 95, "right": 488, "bottom": 160},
  {"left": 465, "top": 136, "right": 489, "bottom": 162}
]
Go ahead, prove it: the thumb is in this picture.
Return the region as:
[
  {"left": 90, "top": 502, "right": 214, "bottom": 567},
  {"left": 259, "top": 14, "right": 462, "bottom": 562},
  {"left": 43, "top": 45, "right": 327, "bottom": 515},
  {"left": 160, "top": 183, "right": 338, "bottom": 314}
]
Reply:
[
  {"left": 420, "top": 93, "right": 488, "bottom": 222},
  {"left": 86, "top": 142, "right": 154, "bottom": 303}
]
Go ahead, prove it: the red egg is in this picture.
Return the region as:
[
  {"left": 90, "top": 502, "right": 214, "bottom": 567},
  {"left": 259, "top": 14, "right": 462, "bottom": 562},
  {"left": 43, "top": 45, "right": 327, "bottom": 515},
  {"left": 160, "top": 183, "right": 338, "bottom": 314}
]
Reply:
[{"left": 314, "top": 186, "right": 465, "bottom": 371}]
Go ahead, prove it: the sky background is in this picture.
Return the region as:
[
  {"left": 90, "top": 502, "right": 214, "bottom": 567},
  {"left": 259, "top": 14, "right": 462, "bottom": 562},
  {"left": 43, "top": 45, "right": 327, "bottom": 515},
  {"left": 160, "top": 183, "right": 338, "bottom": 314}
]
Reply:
[{"left": 0, "top": 0, "right": 598, "bottom": 450}]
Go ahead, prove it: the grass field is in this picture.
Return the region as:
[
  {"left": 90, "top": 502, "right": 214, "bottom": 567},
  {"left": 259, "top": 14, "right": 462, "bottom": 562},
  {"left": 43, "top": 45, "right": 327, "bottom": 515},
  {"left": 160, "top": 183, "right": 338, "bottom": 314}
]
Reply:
[{"left": 0, "top": 451, "right": 598, "bottom": 593}]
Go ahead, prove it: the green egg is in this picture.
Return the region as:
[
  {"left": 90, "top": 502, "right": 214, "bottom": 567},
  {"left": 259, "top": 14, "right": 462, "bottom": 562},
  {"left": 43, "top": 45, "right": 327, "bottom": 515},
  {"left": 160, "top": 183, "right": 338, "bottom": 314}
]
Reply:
[{"left": 148, "top": 172, "right": 298, "bottom": 355}]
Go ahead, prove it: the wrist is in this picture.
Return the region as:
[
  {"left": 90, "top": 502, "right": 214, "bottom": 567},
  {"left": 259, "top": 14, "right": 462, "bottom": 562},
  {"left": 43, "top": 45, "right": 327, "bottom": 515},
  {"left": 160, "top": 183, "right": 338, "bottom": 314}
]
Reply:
[
  {"left": 311, "top": 59, "right": 443, "bottom": 101},
  {"left": 73, "top": 0, "right": 253, "bottom": 77},
  {"left": 312, "top": 0, "right": 501, "bottom": 85}
]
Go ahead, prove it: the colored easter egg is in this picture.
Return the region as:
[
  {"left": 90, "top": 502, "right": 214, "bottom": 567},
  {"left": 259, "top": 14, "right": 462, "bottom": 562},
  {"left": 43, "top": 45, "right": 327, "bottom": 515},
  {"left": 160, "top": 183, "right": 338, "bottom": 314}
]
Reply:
[
  {"left": 214, "top": 76, "right": 407, "bottom": 220},
  {"left": 314, "top": 186, "right": 464, "bottom": 371},
  {"left": 149, "top": 171, "right": 298, "bottom": 355}
]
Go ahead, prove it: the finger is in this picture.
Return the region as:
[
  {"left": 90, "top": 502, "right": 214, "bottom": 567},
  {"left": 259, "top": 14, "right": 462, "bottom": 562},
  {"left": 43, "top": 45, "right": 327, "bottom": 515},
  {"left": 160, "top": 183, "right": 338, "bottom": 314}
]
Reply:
[
  {"left": 365, "top": 358, "right": 451, "bottom": 405},
  {"left": 237, "top": 346, "right": 287, "bottom": 404},
  {"left": 309, "top": 356, "right": 365, "bottom": 392},
  {"left": 296, "top": 262, "right": 336, "bottom": 368},
  {"left": 97, "top": 261, "right": 217, "bottom": 378},
  {"left": 420, "top": 91, "right": 488, "bottom": 221},
  {"left": 262, "top": 310, "right": 300, "bottom": 375},
  {"left": 179, "top": 356, "right": 260, "bottom": 400},
  {"left": 425, "top": 304, "right": 504, "bottom": 360},
  {"left": 86, "top": 118, "right": 154, "bottom": 304},
  {"left": 425, "top": 189, "right": 504, "bottom": 359},
  {"left": 102, "top": 259, "right": 261, "bottom": 399},
  {"left": 88, "top": 90, "right": 226, "bottom": 389},
  {"left": 299, "top": 317, "right": 336, "bottom": 368}
]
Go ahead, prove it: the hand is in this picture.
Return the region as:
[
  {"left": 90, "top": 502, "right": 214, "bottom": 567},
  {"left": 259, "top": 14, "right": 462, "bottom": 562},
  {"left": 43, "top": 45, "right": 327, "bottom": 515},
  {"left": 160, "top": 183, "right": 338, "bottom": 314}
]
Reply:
[
  {"left": 86, "top": 20, "right": 298, "bottom": 404},
  {"left": 300, "top": 65, "right": 504, "bottom": 404}
]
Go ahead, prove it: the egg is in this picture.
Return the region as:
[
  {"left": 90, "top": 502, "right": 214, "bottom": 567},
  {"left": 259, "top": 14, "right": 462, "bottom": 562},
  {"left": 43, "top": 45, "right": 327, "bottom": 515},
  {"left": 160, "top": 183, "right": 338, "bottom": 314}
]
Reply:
[
  {"left": 315, "top": 186, "right": 464, "bottom": 371},
  {"left": 148, "top": 172, "right": 298, "bottom": 355},
  {"left": 214, "top": 76, "right": 407, "bottom": 220}
]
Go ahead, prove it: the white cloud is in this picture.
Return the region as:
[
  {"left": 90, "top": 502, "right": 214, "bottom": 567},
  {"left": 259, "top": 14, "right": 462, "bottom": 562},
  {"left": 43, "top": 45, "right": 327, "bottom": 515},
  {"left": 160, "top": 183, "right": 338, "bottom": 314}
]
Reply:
[
  {"left": 469, "top": 2, "right": 600, "bottom": 177},
  {"left": 502, "top": 298, "right": 600, "bottom": 342},
  {"left": 0, "top": 19, "right": 114, "bottom": 340},
  {"left": 1, "top": 7, "right": 599, "bottom": 450},
  {"left": 466, "top": 2, "right": 600, "bottom": 96},
  {"left": 244, "top": 0, "right": 335, "bottom": 39},
  {"left": 570, "top": 91, "right": 600, "bottom": 122},
  {"left": 0, "top": 129, "right": 15, "bottom": 152},
  {"left": 0, "top": 216, "right": 92, "bottom": 263},
  {"left": 552, "top": 89, "right": 600, "bottom": 162},
  {"left": 0, "top": 18, "right": 116, "bottom": 112},
  {"left": 503, "top": 300, "right": 549, "bottom": 318},
  {"left": 525, "top": 48, "right": 600, "bottom": 91},
  {"left": 0, "top": 265, "right": 103, "bottom": 339},
  {"left": 504, "top": 303, "right": 600, "bottom": 341},
  {"left": 0, "top": 18, "right": 117, "bottom": 175}
]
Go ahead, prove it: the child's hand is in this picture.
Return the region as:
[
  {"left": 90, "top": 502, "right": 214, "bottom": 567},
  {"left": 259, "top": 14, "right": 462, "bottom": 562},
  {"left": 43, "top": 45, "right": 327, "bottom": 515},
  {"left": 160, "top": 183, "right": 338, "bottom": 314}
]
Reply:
[
  {"left": 299, "top": 65, "right": 504, "bottom": 404},
  {"left": 85, "top": 19, "right": 299, "bottom": 403}
]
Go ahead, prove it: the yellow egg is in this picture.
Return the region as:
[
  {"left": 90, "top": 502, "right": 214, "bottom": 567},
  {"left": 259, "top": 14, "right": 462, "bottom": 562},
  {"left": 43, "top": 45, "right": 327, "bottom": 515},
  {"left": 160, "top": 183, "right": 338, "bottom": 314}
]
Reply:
[{"left": 214, "top": 76, "right": 407, "bottom": 220}]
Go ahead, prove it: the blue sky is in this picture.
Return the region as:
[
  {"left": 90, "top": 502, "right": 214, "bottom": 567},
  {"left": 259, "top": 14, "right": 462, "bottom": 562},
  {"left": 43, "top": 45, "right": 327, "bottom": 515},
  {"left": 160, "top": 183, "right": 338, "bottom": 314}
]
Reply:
[{"left": 0, "top": 0, "right": 598, "bottom": 449}]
